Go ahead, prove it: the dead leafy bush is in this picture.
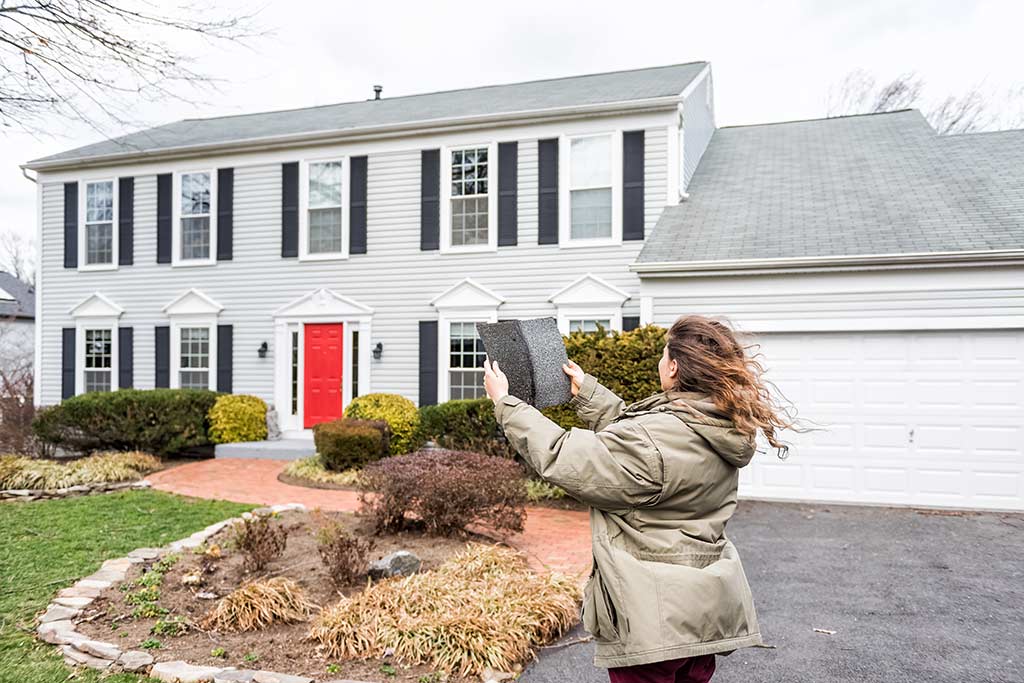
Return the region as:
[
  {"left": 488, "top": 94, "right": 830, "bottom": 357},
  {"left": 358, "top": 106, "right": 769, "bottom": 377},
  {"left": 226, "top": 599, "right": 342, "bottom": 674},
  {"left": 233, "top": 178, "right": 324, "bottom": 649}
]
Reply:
[
  {"left": 307, "top": 544, "right": 579, "bottom": 676},
  {"left": 358, "top": 449, "right": 526, "bottom": 536},
  {"left": 230, "top": 514, "right": 288, "bottom": 572},
  {"left": 315, "top": 516, "right": 375, "bottom": 588},
  {"left": 200, "top": 577, "right": 316, "bottom": 632}
]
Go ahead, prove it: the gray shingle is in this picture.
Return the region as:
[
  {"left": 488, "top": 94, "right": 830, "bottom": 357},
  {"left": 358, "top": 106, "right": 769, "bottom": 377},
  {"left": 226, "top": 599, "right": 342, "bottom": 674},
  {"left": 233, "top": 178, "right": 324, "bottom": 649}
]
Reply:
[
  {"left": 638, "top": 110, "right": 1024, "bottom": 264},
  {"left": 0, "top": 271, "right": 34, "bottom": 320},
  {"left": 28, "top": 62, "right": 706, "bottom": 168}
]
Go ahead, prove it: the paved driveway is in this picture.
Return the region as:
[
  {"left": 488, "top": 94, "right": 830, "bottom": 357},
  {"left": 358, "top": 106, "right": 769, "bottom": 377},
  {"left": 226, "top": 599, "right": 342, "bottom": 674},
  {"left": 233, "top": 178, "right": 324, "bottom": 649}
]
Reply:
[{"left": 522, "top": 500, "right": 1024, "bottom": 683}]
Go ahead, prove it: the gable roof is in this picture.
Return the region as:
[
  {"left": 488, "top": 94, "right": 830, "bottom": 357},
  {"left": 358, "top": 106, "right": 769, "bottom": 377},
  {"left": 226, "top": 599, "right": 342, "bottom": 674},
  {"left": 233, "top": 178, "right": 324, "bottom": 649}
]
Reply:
[
  {"left": 0, "top": 271, "right": 34, "bottom": 321},
  {"left": 26, "top": 62, "right": 707, "bottom": 170},
  {"left": 635, "top": 110, "right": 1024, "bottom": 271}
]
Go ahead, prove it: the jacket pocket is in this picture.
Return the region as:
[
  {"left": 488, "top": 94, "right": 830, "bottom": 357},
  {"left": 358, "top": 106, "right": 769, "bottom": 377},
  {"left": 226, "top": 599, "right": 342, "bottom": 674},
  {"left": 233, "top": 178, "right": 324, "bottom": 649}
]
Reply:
[{"left": 582, "top": 563, "right": 621, "bottom": 642}]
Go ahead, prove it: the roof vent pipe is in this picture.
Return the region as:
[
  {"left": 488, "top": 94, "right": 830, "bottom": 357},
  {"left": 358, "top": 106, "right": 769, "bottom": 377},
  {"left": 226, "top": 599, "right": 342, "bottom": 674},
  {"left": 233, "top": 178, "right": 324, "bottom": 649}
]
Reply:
[{"left": 373, "top": 85, "right": 383, "bottom": 100}]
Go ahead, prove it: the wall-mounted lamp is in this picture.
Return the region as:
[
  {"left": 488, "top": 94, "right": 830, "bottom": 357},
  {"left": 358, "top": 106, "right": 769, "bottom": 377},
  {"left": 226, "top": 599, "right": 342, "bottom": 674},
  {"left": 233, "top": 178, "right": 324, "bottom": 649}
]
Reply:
[
  {"left": 257, "top": 341, "right": 268, "bottom": 359},
  {"left": 372, "top": 341, "right": 383, "bottom": 360}
]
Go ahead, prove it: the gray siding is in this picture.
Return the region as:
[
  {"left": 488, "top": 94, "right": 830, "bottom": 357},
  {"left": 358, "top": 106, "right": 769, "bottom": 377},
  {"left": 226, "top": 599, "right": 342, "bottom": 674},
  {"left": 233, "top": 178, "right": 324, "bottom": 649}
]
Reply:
[
  {"left": 682, "top": 74, "right": 715, "bottom": 190},
  {"left": 38, "top": 128, "right": 667, "bottom": 407}
]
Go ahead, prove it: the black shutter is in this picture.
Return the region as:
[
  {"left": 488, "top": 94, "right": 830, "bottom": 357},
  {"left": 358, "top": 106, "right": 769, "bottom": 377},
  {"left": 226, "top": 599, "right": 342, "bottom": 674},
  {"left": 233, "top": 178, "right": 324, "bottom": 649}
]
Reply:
[
  {"left": 418, "top": 320, "right": 438, "bottom": 406},
  {"left": 156, "top": 173, "right": 172, "bottom": 263},
  {"left": 281, "top": 162, "right": 299, "bottom": 257},
  {"left": 63, "top": 183, "right": 78, "bottom": 269},
  {"left": 622, "top": 316, "right": 641, "bottom": 332},
  {"left": 420, "top": 150, "right": 440, "bottom": 251},
  {"left": 350, "top": 156, "right": 368, "bottom": 254},
  {"left": 118, "top": 327, "right": 134, "bottom": 389},
  {"left": 217, "top": 324, "right": 233, "bottom": 393},
  {"left": 118, "top": 177, "right": 134, "bottom": 265},
  {"left": 623, "top": 130, "right": 646, "bottom": 241},
  {"left": 498, "top": 141, "right": 518, "bottom": 247},
  {"left": 217, "top": 168, "right": 234, "bottom": 261},
  {"left": 155, "top": 326, "right": 170, "bottom": 388},
  {"left": 538, "top": 138, "right": 559, "bottom": 245},
  {"left": 61, "top": 328, "right": 75, "bottom": 399}
]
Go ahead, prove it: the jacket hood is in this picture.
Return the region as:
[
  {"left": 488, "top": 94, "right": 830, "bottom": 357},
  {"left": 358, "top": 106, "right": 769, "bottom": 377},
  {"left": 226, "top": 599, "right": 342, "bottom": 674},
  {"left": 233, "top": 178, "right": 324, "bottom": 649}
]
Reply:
[{"left": 623, "top": 390, "right": 756, "bottom": 468}]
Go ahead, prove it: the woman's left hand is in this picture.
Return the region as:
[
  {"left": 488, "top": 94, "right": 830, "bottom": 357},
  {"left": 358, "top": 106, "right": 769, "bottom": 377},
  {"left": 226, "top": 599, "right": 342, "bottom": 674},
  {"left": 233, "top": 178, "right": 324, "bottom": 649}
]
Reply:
[{"left": 482, "top": 357, "right": 509, "bottom": 403}]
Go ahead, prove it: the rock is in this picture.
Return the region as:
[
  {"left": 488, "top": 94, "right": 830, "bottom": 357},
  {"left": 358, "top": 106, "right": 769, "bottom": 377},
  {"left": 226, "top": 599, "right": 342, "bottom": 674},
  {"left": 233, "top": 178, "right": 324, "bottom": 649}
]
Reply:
[
  {"left": 182, "top": 571, "right": 204, "bottom": 586},
  {"left": 253, "top": 672, "right": 314, "bottom": 683},
  {"left": 150, "top": 660, "right": 224, "bottom": 682},
  {"left": 76, "top": 578, "right": 113, "bottom": 590},
  {"left": 39, "top": 604, "right": 81, "bottom": 623},
  {"left": 196, "top": 591, "right": 219, "bottom": 600},
  {"left": 128, "top": 547, "right": 162, "bottom": 560},
  {"left": 37, "top": 619, "right": 82, "bottom": 645},
  {"left": 179, "top": 535, "right": 206, "bottom": 550},
  {"left": 117, "top": 649, "right": 155, "bottom": 672},
  {"left": 61, "top": 644, "right": 112, "bottom": 670},
  {"left": 84, "top": 568, "right": 126, "bottom": 583},
  {"left": 75, "top": 638, "right": 122, "bottom": 660},
  {"left": 58, "top": 584, "right": 102, "bottom": 599},
  {"left": 266, "top": 404, "right": 282, "bottom": 440},
  {"left": 6, "top": 489, "right": 31, "bottom": 496},
  {"left": 270, "top": 503, "right": 306, "bottom": 513},
  {"left": 53, "top": 596, "right": 93, "bottom": 609},
  {"left": 480, "top": 667, "right": 516, "bottom": 682},
  {"left": 369, "top": 550, "right": 421, "bottom": 579},
  {"left": 213, "top": 671, "right": 258, "bottom": 683}
]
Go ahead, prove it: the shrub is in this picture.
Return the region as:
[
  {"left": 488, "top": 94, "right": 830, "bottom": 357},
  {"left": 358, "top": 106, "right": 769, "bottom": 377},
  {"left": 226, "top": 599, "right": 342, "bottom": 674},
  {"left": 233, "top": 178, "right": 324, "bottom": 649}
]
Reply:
[
  {"left": 231, "top": 514, "right": 288, "bottom": 572},
  {"left": 417, "top": 398, "right": 515, "bottom": 458},
  {"left": 315, "top": 516, "right": 375, "bottom": 587},
  {"left": 313, "top": 418, "right": 389, "bottom": 471},
  {"left": 32, "top": 388, "right": 219, "bottom": 456},
  {"left": 345, "top": 393, "right": 421, "bottom": 455},
  {"left": 208, "top": 395, "right": 268, "bottom": 444},
  {"left": 524, "top": 479, "right": 568, "bottom": 503},
  {"left": 0, "top": 450, "right": 160, "bottom": 490},
  {"left": 200, "top": 577, "right": 316, "bottom": 632},
  {"left": 282, "top": 456, "right": 362, "bottom": 487},
  {"left": 308, "top": 544, "right": 580, "bottom": 676},
  {"left": 359, "top": 449, "right": 526, "bottom": 536}
]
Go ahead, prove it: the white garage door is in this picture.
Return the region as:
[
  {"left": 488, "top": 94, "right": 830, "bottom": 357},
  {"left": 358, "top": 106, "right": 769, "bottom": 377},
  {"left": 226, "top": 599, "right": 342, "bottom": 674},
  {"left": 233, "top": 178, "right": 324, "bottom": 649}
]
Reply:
[{"left": 740, "top": 329, "right": 1024, "bottom": 511}]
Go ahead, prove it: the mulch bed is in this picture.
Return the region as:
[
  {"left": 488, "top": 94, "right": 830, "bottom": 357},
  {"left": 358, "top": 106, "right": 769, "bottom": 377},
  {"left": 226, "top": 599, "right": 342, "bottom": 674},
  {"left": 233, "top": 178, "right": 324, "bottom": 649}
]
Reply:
[{"left": 77, "top": 509, "right": 497, "bottom": 681}]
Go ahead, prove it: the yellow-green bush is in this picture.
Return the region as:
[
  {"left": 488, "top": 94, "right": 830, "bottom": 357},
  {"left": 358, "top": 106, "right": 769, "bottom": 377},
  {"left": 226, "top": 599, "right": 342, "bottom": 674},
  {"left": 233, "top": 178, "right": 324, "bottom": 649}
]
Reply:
[
  {"left": 344, "top": 393, "right": 421, "bottom": 455},
  {"left": 208, "top": 395, "right": 268, "bottom": 444}
]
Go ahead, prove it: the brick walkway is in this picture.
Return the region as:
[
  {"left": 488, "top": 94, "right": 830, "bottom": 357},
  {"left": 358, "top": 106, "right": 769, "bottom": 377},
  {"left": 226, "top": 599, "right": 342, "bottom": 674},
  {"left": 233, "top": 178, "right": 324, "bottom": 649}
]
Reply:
[{"left": 148, "top": 458, "right": 592, "bottom": 578}]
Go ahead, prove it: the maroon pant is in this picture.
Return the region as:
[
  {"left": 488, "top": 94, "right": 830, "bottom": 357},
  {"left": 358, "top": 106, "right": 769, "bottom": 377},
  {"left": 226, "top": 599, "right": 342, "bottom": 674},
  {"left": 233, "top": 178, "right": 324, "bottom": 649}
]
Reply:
[{"left": 608, "top": 655, "right": 716, "bottom": 683}]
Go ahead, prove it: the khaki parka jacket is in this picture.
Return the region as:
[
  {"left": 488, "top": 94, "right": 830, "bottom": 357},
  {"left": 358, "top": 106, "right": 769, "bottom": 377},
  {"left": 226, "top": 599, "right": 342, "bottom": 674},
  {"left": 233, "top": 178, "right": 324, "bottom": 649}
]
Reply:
[{"left": 493, "top": 373, "right": 763, "bottom": 668}]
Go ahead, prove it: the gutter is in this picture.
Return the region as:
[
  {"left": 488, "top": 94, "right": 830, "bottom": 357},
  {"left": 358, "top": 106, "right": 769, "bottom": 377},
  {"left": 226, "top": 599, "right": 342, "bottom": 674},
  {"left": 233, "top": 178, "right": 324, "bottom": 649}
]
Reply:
[
  {"left": 22, "top": 95, "right": 682, "bottom": 172},
  {"left": 629, "top": 249, "right": 1024, "bottom": 276}
]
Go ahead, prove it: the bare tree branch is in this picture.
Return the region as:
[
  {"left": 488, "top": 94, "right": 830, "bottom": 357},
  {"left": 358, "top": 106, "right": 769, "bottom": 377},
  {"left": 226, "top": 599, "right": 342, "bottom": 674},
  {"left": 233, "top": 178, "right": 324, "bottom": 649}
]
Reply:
[{"left": 0, "top": 230, "right": 35, "bottom": 285}]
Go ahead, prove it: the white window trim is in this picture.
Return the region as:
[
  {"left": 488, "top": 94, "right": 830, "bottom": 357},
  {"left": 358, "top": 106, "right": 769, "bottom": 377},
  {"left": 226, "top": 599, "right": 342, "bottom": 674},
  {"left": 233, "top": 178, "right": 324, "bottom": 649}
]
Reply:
[
  {"left": 78, "top": 178, "right": 119, "bottom": 272},
  {"left": 75, "top": 320, "right": 119, "bottom": 395},
  {"left": 559, "top": 130, "right": 623, "bottom": 248},
  {"left": 437, "top": 309, "right": 497, "bottom": 402},
  {"left": 440, "top": 141, "right": 499, "bottom": 254},
  {"left": 170, "top": 317, "right": 218, "bottom": 390},
  {"left": 299, "top": 156, "right": 350, "bottom": 261},
  {"left": 172, "top": 169, "right": 218, "bottom": 268},
  {"left": 556, "top": 308, "right": 623, "bottom": 336}
]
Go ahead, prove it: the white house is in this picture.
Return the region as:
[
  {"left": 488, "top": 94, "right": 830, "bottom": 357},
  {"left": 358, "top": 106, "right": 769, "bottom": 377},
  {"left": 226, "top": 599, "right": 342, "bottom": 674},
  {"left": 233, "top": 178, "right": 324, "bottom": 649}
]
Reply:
[
  {"left": 0, "top": 271, "right": 34, "bottom": 373},
  {"left": 23, "top": 62, "right": 1024, "bottom": 511}
]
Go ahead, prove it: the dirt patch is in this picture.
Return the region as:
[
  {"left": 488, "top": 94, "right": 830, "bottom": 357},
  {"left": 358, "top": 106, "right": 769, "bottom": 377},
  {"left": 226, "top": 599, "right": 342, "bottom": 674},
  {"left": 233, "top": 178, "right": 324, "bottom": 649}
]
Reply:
[{"left": 77, "top": 510, "right": 499, "bottom": 681}]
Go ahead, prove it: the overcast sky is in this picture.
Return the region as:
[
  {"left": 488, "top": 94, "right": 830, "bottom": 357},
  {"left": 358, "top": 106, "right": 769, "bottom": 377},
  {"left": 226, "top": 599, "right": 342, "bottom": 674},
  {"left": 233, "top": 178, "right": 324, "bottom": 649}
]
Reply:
[{"left": 2, "top": 0, "right": 1022, "bottom": 246}]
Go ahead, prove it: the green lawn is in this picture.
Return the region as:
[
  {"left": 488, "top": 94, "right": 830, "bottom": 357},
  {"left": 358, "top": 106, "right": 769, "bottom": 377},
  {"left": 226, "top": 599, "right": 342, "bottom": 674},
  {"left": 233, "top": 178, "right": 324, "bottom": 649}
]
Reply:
[{"left": 0, "top": 489, "right": 251, "bottom": 683}]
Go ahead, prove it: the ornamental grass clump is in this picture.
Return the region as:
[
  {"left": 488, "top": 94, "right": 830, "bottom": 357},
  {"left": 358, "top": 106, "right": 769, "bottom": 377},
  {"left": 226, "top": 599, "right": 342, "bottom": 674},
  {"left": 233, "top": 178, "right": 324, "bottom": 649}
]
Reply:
[
  {"left": 200, "top": 577, "right": 317, "bottom": 632},
  {"left": 282, "top": 456, "right": 363, "bottom": 487},
  {"left": 0, "top": 450, "right": 160, "bottom": 489},
  {"left": 307, "top": 544, "right": 580, "bottom": 676}
]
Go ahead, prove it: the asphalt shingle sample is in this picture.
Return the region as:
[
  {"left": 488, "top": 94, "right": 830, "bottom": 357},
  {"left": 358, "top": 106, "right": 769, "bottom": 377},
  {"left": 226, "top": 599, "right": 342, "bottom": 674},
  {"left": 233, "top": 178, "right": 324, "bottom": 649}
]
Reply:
[{"left": 477, "top": 317, "right": 571, "bottom": 408}]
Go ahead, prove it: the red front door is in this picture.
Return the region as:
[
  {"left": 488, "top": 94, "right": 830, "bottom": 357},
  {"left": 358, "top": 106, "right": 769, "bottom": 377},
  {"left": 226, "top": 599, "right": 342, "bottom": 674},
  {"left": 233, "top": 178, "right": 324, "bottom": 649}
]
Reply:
[{"left": 304, "top": 323, "right": 343, "bottom": 428}]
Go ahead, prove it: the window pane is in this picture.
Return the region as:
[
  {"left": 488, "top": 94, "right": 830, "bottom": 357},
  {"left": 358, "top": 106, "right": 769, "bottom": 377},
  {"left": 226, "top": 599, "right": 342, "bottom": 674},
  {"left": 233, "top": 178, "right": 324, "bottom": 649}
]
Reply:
[
  {"left": 85, "top": 370, "right": 111, "bottom": 393},
  {"left": 448, "top": 321, "right": 486, "bottom": 399},
  {"left": 83, "top": 328, "right": 112, "bottom": 393},
  {"left": 450, "top": 147, "right": 489, "bottom": 199},
  {"left": 86, "top": 181, "right": 113, "bottom": 223},
  {"left": 291, "top": 330, "right": 299, "bottom": 416},
  {"left": 570, "top": 188, "right": 613, "bottom": 239},
  {"left": 180, "top": 371, "right": 209, "bottom": 390},
  {"left": 571, "top": 135, "right": 612, "bottom": 188},
  {"left": 180, "top": 173, "right": 211, "bottom": 216},
  {"left": 179, "top": 328, "right": 209, "bottom": 389},
  {"left": 181, "top": 216, "right": 211, "bottom": 259},
  {"left": 86, "top": 222, "right": 114, "bottom": 265},
  {"left": 451, "top": 196, "right": 488, "bottom": 246},
  {"left": 309, "top": 161, "right": 342, "bottom": 208},
  {"left": 351, "top": 329, "right": 359, "bottom": 400},
  {"left": 308, "top": 207, "right": 343, "bottom": 254},
  {"left": 569, "top": 319, "right": 611, "bottom": 334}
]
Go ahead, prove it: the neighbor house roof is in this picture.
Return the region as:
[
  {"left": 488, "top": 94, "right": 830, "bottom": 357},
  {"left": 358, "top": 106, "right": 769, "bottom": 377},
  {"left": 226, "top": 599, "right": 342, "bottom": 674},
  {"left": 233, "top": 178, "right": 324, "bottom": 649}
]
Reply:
[
  {"left": 635, "top": 110, "right": 1024, "bottom": 272},
  {"left": 0, "top": 271, "right": 34, "bottom": 321},
  {"left": 26, "top": 62, "right": 708, "bottom": 170}
]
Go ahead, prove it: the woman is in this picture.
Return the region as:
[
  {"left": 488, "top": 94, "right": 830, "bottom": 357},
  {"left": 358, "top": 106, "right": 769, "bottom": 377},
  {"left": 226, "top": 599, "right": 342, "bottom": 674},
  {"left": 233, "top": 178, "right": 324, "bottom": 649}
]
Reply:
[{"left": 483, "top": 315, "right": 794, "bottom": 683}]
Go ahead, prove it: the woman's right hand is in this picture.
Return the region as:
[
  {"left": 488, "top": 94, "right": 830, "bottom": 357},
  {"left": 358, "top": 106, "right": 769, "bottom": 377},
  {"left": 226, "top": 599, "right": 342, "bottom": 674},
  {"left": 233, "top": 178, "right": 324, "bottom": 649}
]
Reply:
[{"left": 562, "top": 359, "right": 585, "bottom": 396}]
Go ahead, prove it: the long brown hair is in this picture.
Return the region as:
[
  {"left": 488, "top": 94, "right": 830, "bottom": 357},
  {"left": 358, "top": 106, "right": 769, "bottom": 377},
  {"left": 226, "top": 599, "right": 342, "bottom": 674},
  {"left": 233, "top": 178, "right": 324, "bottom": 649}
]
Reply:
[{"left": 665, "top": 315, "right": 796, "bottom": 454}]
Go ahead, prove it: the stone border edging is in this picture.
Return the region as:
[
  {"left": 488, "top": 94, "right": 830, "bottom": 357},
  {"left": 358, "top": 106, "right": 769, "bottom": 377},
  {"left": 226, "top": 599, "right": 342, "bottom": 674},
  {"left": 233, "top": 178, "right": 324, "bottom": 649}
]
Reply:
[
  {"left": 36, "top": 502, "right": 370, "bottom": 683},
  {"left": 2, "top": 479, "right": 152, "bottom": 502}
]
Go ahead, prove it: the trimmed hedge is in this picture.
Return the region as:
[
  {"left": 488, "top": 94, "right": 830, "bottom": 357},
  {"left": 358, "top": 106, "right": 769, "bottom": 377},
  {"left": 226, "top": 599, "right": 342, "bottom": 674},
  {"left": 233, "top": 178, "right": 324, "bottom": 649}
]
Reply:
[
  {"left": 345, "top": 393, "right": 421, "bottom": 455},
  {"left": 418, "top": 398, "right": 515, "bottom": 458},
  {"left": 313, "top": 417, "right": 390, "bottom": 471},
  {"left": 208, "top": 394, "right": 268, "bottom": 444},
  {"left": 32, "top": 389, "right": 219, "bottom": 456}
]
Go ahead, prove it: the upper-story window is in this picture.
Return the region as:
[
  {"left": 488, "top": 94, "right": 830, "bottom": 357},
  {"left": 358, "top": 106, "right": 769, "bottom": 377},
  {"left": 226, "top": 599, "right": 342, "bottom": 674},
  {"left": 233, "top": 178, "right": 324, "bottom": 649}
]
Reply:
[
  {"left": 81, "top": 180, "right": 117, "bottom": 268},
  {"left": 569, "top": 134, "right": 613, "bottom": 240},
  {"left": 83, "top": 328, "right": 113, "bottom": 392},
  {"left": 172, "top": 171, "right": 216, "bottom": 266},
  {"left": 450, "top": 147, "right": 489, "bottom": 247},
  {"left": 300, "top": 158, "right": 348, "bottom": 259}
]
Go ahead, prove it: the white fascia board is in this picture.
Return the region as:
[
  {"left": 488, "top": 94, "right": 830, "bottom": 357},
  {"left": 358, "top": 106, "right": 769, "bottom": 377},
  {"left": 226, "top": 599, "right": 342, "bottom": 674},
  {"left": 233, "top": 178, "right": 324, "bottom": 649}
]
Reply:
[
  {"left": 548, "top": 273, "right": 631, "bottom": 305},
  {"left": 430, "top": 277, "right": 506, "bottom": 309},
  {"left": 162, "top": 288, "right": 225, "bottom": 315},
  {"left": 68, "top": 292, "right": 125, "bottom": 318}
]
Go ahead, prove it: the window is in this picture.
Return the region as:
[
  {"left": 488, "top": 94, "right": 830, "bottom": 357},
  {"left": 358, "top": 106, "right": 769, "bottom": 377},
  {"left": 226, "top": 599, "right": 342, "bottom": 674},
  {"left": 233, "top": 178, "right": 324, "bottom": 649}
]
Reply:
[
  {"left": 291, "top": 330, "right": 299, "bottom": 416},
  {"left": 83, "top": 329, "right": 112, "bottom": 392},
  {"left": 180, "top": 172, "right": 212, "bottom": 261},
  {"left": 179, "top": 326, "right": 210, "bottom": 389},
  {"left": 450, "top": 147, "right": 489, "bottom": 247},
  {"left": 307, "top": 161, "right": 344, "bottom": 255},
  {"left": 448, "top": 321, "right": 486, "bottom": 400},
  {"left": 351, "top": 329, "right": 359, "bottom": 399},
  {"left": 569, "top": 318, "right": 611, "bottom": 334},
  {"left": 84, "top": 181, "right": 115, "bottom": 266},
  {"left": 569, "top": 135, "right": 613, "bottom": 240}
]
